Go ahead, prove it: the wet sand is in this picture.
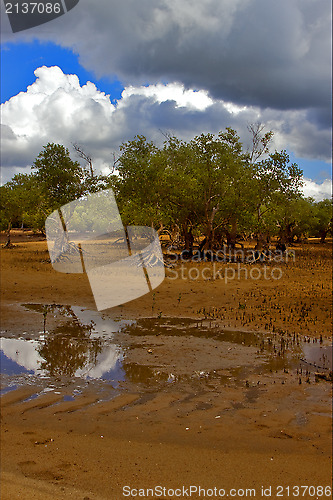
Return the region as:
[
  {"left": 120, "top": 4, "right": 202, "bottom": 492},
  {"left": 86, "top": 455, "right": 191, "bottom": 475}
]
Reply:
[{"left": 1, "top": 235, "right": 332, "bottom": 499}]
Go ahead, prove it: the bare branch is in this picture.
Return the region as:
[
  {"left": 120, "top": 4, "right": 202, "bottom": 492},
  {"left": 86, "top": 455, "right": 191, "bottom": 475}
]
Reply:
[
  {"left": 72, "top": 143, "right": 94, "bottom": 177},
  {"left": 247, "top": 122, "right": 273, "bottom": 164}
]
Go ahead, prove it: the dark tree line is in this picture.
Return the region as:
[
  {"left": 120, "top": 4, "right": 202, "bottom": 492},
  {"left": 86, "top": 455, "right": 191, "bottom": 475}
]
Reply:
[
  {"left": 109, "top": 129, "right": 331, "bottom": 248},
  {"left": 1, "top": 130, "right": 332, "bottom": 249}
]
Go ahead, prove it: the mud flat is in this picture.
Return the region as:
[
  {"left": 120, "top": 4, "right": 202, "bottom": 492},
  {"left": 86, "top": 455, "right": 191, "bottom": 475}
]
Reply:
[{"left": 1, "top": 237, "right": 332, "bottom": 499}]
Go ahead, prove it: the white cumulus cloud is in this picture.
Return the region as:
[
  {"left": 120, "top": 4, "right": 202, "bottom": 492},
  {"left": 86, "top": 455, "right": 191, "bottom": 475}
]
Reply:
[
  {"left": 302, "top": 178, "right": 332, "bottom": 201},
  {"left": 121, "top": 83, "right": 213, "bottom": 111},
  {"left": 1, "top": 66, "right": 331, "bottom": 199}
]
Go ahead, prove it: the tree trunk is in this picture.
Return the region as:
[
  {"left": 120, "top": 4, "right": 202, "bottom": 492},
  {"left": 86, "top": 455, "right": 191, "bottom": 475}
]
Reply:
[
  {"left": 255, "top": 234, "right": 265, "bottom": 249},
  {"left": 279, "top": 223, "right": 294, "bottom": 244},
  {"left": 256, "top": 204, "right": 263, "bottom": 247},
  {"left": 227, "top": 218, "right": 238, "bottom": 249},
  {"left": 202, "top": 230, "right": 214, "bottom": 251},
  {"left": 184, "top": 229, "right": 194, "bottom": 252},
  {"left": 4, "top": 222, "right": 12, "bottom": 248},
  {"left": 203, "top": 204, "right": 219, "bottom": 250},
  {"left": 320, "top": 230, "right": 327, "bottom": 243}
]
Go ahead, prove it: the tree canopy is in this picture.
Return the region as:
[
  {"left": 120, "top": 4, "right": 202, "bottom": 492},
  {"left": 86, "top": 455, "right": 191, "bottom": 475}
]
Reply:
[
  {"left": 0, "top": 142, "right": 108, "bottom": 244},
  {"left": 1, "top": 131, "right": 332, "bottom": 248},
  {"left": 109, "top": 129, "right": 321, "bottom": 247}
]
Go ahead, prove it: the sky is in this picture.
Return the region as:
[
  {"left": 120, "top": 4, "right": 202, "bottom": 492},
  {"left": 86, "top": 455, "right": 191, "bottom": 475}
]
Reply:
[{"left": 1, "top": 0, "right": 332, "bottom": 200}]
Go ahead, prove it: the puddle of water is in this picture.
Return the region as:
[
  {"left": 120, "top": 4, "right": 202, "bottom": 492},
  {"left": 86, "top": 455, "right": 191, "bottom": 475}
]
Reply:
[
  {"left": 63, "top": 395, "right": 75, "bottom": 402},
  {"left": 0, "top": 305, "right": 331, "bottom": 394},
  {"left": 0, "top": 346, "right": 35, "bottom": 376},
  {"left": 300, "top": 344, "right": 332, "bottom": 371},
  {"left": 22, "top": 393, "right": 39, "bottom": 403},
  {"left": 1, "top": 305, "right": 129, "bottom": 384},
  {"left": 122, "top": 317, "right": 264, "bottom": 345},
  {"left": 0, "top": 384, "right": 18, "bottom": 396},
  {"left": 313, "top": 412, "right": 332, "bottom": 418}
]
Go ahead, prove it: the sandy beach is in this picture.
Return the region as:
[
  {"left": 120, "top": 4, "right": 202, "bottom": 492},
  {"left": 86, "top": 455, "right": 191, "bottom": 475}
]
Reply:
[{"left": 1, "top": 233, "right": 332, "bottom": 499}]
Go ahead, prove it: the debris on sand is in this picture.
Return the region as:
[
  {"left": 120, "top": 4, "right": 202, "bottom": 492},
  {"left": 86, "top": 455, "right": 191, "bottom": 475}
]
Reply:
[{"left": 315, "top": 371, "right": 333, "bottom": 382}]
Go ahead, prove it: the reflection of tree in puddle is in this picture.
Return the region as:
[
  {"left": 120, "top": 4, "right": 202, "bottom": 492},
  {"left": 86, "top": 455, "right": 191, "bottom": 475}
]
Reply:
[{"left": 31, "top": 305, "right": 103, "bottom": 377}]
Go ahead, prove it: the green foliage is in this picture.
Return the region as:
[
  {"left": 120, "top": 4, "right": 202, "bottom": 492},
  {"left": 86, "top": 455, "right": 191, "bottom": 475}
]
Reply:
[
  {"left": 32, "top": 142, "right": 90, "bottom": 209},
  {"left": 270, "top": 197, "right": 332, "bottom": 243},
  {"left": 247, "top": 150, "right": 304, "bottom": 242},
  {"left": 109, "top": 135, "right": 167, "bottom": 226},
  {"left": 1, "top": 133, "right": 330, "bottom": 248},
  {"left": 1, "top": 143, "right": 108, "bottom": 240},
  {"left": 312, "top": 199, "right": 332, "bottom": 242},
  {"left": 109, "top": 129, "right": 307, "bottom": 247},
  {"left": 0, "top": 173, "right": 46, "bottom": 231},
  {"left": 110, "top": 129, "right": 253, "bottom": 244}
]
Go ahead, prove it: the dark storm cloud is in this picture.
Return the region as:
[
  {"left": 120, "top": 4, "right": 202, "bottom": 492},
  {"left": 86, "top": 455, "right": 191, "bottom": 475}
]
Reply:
[
  {"left": 111, "top": 0, "right": 331, "bottom": 113},
  {"left": 306, "top": 107, "right": 332, "bottom": 131},
  {"left": 1, "top": 0, "right": 331, "bottom": 174},
  {"left": 2, "top": 0, "right": 330, "bottom": 116}
]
